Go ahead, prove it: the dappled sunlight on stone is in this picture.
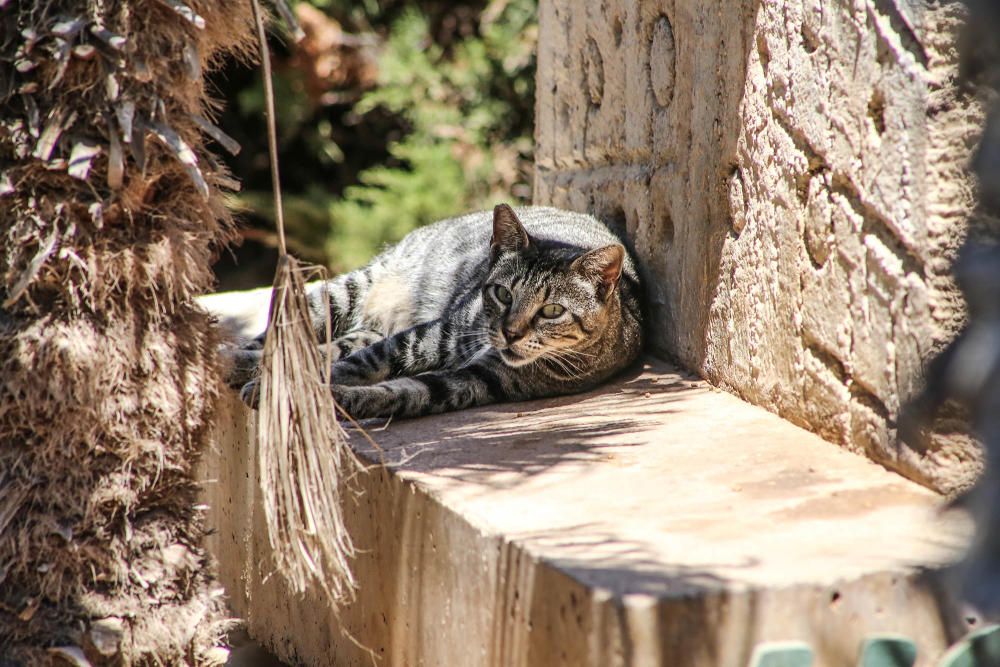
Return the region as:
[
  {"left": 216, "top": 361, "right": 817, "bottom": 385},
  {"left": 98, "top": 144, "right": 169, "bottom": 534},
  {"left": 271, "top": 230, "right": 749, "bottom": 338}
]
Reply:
[{"left": 201, "top": 357, "right": 972, "bottom": 666}]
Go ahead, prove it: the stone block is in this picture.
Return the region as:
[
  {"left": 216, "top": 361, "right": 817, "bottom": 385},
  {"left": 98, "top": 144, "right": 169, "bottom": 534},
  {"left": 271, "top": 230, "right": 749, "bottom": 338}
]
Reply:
[{"left": 201, "top": 360, "right": 974, "bottom": 667}]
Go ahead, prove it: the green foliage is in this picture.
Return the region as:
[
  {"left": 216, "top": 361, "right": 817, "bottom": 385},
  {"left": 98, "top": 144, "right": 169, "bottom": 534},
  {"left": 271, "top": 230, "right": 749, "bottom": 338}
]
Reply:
[
  {"left": 215, "top": 0, "right": 537, "bottom": 281},
  {"left": 328, "top": 139, "right": 468, "bottom": 265},
  {"left": 326, "top": 0, "right": 537, "bottom": 269}
]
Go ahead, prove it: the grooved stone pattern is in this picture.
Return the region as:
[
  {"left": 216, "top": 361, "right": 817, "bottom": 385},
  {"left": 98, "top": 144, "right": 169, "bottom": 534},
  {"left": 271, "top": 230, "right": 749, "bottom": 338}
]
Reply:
[{"left": 533, "top": 0, "right": 983, "bottom": 494}]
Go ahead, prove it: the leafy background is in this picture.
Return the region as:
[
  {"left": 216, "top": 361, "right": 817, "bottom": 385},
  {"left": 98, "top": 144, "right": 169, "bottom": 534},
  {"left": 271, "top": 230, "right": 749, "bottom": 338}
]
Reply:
[{"left": 210, "top": 0, "right": 537, "bottom": 289}]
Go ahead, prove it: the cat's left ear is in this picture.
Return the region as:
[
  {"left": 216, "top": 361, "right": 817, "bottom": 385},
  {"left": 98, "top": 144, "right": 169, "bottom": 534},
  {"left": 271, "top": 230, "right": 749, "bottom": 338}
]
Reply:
[
  {"left": 572, "top": 244, "right": 625, "bottom": 301},
  {"left": 491, "top": 204, "right": 531, "bottom": 260}
]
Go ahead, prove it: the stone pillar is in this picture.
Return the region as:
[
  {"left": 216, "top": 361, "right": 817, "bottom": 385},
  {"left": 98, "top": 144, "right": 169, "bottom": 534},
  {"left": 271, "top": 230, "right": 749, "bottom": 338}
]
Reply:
[{"left": 534, "top": 0, "right": 984, "bottom": 494}]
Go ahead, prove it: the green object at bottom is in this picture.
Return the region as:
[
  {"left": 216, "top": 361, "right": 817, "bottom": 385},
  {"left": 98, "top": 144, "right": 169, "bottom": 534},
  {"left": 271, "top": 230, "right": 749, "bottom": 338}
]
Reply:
[
  {"left": 939, "top": 626, "right": 1000, "bottom": 667},
  {"left": 748, "top": 642, "right": 814, "bottom": 667},
  {"left": 858, "top": 636, "right": 917, "bottom": 667}
]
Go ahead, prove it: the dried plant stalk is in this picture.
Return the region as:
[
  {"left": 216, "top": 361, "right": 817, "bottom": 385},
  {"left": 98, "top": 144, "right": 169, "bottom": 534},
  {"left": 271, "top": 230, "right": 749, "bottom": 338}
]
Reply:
[
  {"left": 249, "top": 0, "right": 359, "bottom": 606},
  {"left": 255, "top": 256, "right": 359, "bottom": 603}
]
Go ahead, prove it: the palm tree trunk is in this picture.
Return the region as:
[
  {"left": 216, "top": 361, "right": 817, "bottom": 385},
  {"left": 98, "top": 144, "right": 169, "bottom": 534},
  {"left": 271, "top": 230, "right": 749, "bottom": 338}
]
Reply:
[{"left": 1, "top": 1, "right": 253, "bottom": 663}]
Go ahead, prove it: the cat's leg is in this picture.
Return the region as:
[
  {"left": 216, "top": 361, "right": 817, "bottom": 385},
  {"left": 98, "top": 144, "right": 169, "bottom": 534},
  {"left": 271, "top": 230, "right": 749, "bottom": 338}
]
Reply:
[
  {"left": 320, "top": 329, "right": 385, "bottom": 364},
  {"left": 328, "top": 318, "right": 486, "bottom": 386},
  {"left": 226, "top": 328, "right": 386, "bottom": 390},
  {"left": 239, "top": 266, "right": 383, "bottom": 349},
  {"left": 237, "top": 317, "right": 482, "bottom": 404},
  {"left": 331, "top": 357, "right": 530, "bottom": 419},
  {"left": 225, "top": 347, "right": 264, "bottom": 388},
  {"left": 224, "top": 264, "right": 383, "bottom": 389}
]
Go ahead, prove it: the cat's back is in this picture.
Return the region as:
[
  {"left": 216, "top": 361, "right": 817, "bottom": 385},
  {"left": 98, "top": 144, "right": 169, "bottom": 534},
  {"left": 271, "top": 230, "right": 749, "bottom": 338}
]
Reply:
[
  {"left": 368, "top": 206, "right": 640, "bottom": 327},
  {"left": 383, "top": 206, "right": 635, "bottom": 275}
]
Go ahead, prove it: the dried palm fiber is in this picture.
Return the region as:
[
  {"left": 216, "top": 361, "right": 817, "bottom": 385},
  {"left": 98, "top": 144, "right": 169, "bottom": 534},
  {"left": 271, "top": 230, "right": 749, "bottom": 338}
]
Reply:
[
  {"left": 0, "top": 0, "right": 253, "bottom": 664},
  {"left": 245, "top": 0, "right": 361, "bottom": 608}
]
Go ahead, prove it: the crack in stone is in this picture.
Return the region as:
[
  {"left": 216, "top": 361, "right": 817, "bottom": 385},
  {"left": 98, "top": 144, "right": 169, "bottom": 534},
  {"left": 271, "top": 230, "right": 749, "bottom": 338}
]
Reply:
[
  {"left": 769, "top": 107, "right": 926, "bottom": 279},
  {"left": 867, "top": 0, "right": 929, "bottom": 70},
  {"left": 805, "top": 340, "right": 849, "bottom": 385},
  {"left": 829, "top": 174, "right": 926, "bottom": 278}
]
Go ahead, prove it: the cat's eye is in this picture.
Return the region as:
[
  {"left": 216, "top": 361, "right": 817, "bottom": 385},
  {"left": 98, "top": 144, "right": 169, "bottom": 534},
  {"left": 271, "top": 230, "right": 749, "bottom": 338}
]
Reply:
[
  {"left": 493, "top": 285, "right": 513, "bottom": 305},
  {"left": 540, "top": 303, "right": 566, "bottom": 319}
]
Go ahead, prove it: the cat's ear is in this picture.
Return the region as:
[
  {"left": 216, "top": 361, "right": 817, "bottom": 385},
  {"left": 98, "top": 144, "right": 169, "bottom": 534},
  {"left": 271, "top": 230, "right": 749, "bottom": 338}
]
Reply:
[
  {"left": 491, "top": 204, "right": 531, "bottom": 259},
  {"left": 572, "top": 244, "right": 625, "bottom": 300}
]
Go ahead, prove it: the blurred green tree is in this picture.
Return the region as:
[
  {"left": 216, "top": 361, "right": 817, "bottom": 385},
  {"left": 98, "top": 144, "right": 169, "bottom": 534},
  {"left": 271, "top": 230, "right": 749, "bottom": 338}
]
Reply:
[{"left": 212, "top": 0, "right": 536, "bottom": 287}]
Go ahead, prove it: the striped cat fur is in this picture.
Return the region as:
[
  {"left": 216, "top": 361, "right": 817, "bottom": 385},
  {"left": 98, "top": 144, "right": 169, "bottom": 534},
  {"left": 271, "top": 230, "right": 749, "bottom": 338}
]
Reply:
[{"left": 229, "top": 205, "right": 643, "bottom": 419}]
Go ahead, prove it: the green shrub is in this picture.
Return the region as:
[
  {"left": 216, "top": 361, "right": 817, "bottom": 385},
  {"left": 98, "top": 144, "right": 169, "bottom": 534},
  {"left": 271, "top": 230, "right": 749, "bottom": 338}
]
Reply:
[{"left": 217, "top": 0, "right": 536, "bottom": 278}]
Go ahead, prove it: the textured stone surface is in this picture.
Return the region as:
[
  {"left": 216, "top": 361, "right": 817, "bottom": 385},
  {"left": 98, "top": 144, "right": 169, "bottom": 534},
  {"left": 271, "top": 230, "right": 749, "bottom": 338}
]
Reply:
[
  {"left": 201, "top": 359, "right": 974, "bottom": 667},
  {"left": 534, "top": 0, "right": 984, "bottom": 494}
]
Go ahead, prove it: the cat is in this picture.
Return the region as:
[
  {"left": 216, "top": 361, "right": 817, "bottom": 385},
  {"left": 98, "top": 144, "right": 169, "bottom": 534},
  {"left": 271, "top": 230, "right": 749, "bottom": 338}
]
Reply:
[{"left": 227, "top": 204, "right": 643, "bottom": 419}]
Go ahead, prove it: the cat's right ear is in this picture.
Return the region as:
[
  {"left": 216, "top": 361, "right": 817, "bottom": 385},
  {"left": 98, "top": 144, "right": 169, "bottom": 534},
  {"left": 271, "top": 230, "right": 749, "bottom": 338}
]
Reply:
[{"left": 491, "top": 204, "right": 531, "bottom": 260}]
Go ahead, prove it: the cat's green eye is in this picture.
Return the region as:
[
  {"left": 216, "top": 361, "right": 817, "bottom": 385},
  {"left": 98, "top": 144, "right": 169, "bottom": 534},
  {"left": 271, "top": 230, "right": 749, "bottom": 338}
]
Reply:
[
  {"left": 540, "top": 303, "right": 566, "bottom": 319},
  {"left": 493, "top": 285, "right": 513, "bottom": 305}
]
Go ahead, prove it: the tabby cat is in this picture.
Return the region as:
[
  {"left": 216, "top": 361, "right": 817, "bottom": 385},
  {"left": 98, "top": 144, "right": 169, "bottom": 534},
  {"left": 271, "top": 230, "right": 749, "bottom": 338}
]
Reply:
[{"left": 228, "top": 205, "right": 643, "bottom": 419}]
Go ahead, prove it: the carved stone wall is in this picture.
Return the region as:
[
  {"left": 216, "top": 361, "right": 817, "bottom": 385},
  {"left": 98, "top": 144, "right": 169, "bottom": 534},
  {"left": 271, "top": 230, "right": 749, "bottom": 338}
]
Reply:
[{"left": 534, "top": 0, "right": 983, "bottom": 494}]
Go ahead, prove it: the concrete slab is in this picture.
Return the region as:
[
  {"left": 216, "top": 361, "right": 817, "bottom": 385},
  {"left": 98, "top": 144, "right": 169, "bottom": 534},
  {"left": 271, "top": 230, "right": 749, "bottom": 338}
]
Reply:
[{"left": 201, "top": 359, "right": 975, "bottom": 667}]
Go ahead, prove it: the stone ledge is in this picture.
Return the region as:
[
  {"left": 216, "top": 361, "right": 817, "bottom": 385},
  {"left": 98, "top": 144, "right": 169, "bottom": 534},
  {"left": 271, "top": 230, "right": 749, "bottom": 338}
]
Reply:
[
  {"left": 532, "top": 0, "right": 982, "bottom": 496},
  {"left": 200, "top": 353, "right": 974, "bottom": 667}
]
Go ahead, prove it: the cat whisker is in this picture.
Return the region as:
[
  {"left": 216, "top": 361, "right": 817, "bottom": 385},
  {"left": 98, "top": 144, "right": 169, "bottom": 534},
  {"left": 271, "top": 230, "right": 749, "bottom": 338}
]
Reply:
[
  {"left": 454, "top": 336, "right": 492, "bottom": 368},
  {"left": 549, "top": 346, "right": 590, "bottom": 362},
  {"left": 454, "top": 330, "right": 490, "bottom": 347},
  {"left": 453, "top": 329, "right": 491, "bottom": 340},
  {"left": 542, "top": 348, "right": 588, "bottom": 380},
  {"left": 556, "top": 347, "right": 597, "bottom": 358},
  {"left": 559, "top": 350, "right": 588, "bottom": 369},
  {"left": 551, "top": 349, "right": 596, "bottom": 373},
  {"left": 549, "top": 359, "right": 584, "bottom": 381},
  {"left": 457, "top": 346, "right": 491, "bottom": 369}
]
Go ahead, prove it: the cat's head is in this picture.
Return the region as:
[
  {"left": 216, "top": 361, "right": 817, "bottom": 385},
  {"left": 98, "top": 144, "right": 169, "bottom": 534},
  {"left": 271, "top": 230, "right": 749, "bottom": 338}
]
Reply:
[{"left": 482, "top": 204, "right": 625, "bottom": 367}]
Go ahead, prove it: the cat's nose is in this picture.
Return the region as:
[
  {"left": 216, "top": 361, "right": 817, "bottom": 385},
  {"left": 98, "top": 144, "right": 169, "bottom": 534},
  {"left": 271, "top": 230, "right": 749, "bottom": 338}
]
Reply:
[{"left": 502, "top": 327, "right": 525, "bottom": 344}]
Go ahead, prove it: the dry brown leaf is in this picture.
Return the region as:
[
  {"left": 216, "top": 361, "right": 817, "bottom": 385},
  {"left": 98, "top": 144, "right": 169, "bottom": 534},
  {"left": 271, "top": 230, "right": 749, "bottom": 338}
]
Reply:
[
  {"left": 190, "top": 114, "right": 240, "bottom": 155},
  {"left": 68, "top": 140, "right": 101, "bottom": 180},
  {"left": 157, "top": 0, "right": 206, "bottom": 29},
  {"left": 147, "top": 121, "right": 209, "bottom": 199},
  {"left": 47, "top": 646, "right": 92, "bottom": 667}
]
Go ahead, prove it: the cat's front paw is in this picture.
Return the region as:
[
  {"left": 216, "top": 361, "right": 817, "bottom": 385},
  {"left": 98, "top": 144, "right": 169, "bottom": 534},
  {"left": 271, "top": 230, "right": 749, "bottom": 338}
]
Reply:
[
  {"left": 222, "top": 345, "right": 262, "bottom": 389},
  {"left": 330, "top": 384, "right": 386, "bottom": 420},
  {"left": 239, "top": 379, "right": 369, "bottom": 417},
  {"left": 330, "top": 383, "right": 356, "bottom": 415},
  {"left": 329, "top": 359, "right": 372, "bottom": 387}
]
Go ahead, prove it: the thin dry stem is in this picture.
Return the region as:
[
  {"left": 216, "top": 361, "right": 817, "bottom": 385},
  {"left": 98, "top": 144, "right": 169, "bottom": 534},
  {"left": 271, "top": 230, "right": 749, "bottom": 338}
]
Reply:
[
  {"left": 249, "top": 0, "right": 364, "bottom": 609},
  {"left": 255, "top": 228, "right": 361, "bottom": 606}
]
